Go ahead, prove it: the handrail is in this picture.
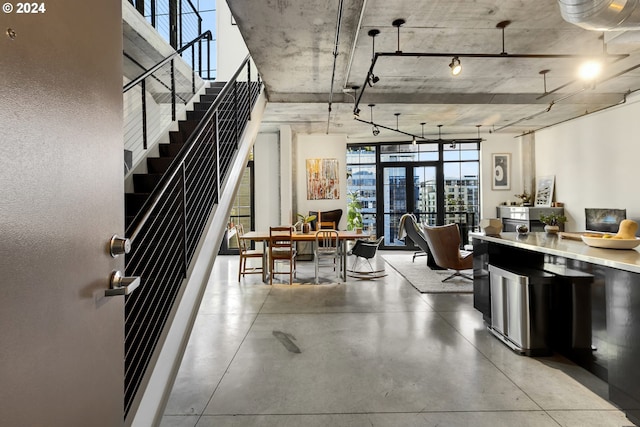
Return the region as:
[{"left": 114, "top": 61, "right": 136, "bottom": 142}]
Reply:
[
  {"left": 183, "top": 0, "right": 201, "bottom": 21},
  {"left": 122, "top": 55, "right": 260, "bottom": 417},
  {"left": 123, "top": 30, "right": 212, "bottom": 93},
  {"left": 127, "top": 54, "right": 253, "bottom": 243},
  {"left": 205, "top": 55, "right": 252, "bottom": 114},
  {"left": 123, "top": 51, "right": 188, "bottom": 104}
]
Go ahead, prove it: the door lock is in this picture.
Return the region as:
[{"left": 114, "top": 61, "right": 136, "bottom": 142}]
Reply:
[
  {"left": 105, "top": 271, "right": 141, "bottom": 297},
  {"left": 109, "top": 235, "right": 131, "bottom": 257}
]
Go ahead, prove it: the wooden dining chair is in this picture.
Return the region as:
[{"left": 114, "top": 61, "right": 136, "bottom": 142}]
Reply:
[
  {"left": 269, "top": 226, "right": 297, "bottom": 285},
  {"left": 317, "top": 220, "right": 336, "bottom": 230},
  {"left": 314, "top": 229, "right": 340, "bottom": 283},
  {"left": 234, "top": 224, "right": 263, "bottom": 281}
]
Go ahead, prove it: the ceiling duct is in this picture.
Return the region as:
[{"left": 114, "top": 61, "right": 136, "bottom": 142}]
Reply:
[{"left": 558, "top": 0, "right": 640, "bottom": 31}]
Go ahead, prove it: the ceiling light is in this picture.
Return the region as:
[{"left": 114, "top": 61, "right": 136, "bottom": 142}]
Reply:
[
  {"left": 578, "top": 60, "right": 602, "bottom": 81},
  {"left": 372, "top": 125, "right": 380, "bottom": 136},
  {"left": 368, "top": 73, "right": 380, "bottom": 87},
  {"left": 449, "top": 57, "right": 462, "bottom": 76}
]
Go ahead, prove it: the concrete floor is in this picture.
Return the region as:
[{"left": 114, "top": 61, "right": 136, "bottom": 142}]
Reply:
[{"left": 160, "top": 252, "right": 633, "bottom": 427}]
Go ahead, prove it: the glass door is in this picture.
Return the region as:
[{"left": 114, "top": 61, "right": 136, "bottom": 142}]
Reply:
[
  {"left": 382, "top": 167, "right": 407, "bottom": 247},
  {"left": 381, "top": 165, "right": 439, "bottom": 248},
  {"left": 413, "top": 165, "right": 438, "bottom": 226}
]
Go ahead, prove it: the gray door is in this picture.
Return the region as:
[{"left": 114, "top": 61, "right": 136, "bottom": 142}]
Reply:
[{"left": 0, "top": 2, "right": 125, "bottom": 426}]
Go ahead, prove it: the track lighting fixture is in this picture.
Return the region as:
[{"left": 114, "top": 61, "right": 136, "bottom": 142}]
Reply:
[
  {"left": 353, "top": 116, "right": 482, "bottom": 144},
  {"left": 368, "top": 29, "right": 380, "bottom": 61},
  {"left": 369, "top": 103, "right": 379, "bottom": 135},
  {"left": 352, "top": 17, "right": 629, "bottom": 132},
  {"left": 392, "top": 19, "right": 405, "bottom": 53},
  {"left": 449, "top": 57, "right": 462, "bottom": 76},
  {"left": 368, "top": 73, "right": 380, "bottom": 87},
  {"left": 351, "top": 85, "right": 361, "bottom": 117}
]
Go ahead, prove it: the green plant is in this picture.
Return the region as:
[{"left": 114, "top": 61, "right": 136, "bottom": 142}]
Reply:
[
  {"left": 296, "top": 213, "right": 316, "bottom": 224},
  {"left": 539, "top": 212, "right": 567, "bottom": 226},
  {"left": 346, "top": 191, "right": 364, "bottom": 230}
]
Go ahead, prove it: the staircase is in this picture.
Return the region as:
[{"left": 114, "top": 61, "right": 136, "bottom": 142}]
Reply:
[
  {"left": 121, "top": 56, "right": 262, "bottom": 418},
  {"left": 125, "top": 81, "right": 226, "bottom": 227}
]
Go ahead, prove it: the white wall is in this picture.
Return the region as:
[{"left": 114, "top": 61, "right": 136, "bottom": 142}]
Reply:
[
  {"left": 535, "top": 93, "right": 640, "bottom": 231},
  {"left": 254, "top": 132, "right": 281, "bottom": 233},
  {"left": 479, "top": 133, "right": 523, "bottom": 220},
  {"left": 294, "top": 134, "right": 348, "bottom": 230},
  {"left": 252, "top": 131, "right": 348, "bottom": 229},
  {"left": 253, "top": 130, "right": 522, "bottom": 229},
  {"left": 244, "top": 84, "right": 640, "bottom": 237},
  {"left": 216, "top": 0, "right": 250, "bottom": 80}
]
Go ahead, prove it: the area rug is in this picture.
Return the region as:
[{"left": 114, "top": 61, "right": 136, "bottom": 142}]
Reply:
[{"left": 381, "top": 253, "right": 473, "bottom": 294}]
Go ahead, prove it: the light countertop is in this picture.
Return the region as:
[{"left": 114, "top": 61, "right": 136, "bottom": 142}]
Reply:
[{"left": 471, "top": 232, "right": 640, "bottom": 274}]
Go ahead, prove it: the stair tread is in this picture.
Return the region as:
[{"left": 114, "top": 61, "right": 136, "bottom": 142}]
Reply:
[
  {"left": 124, "top": 77, "right": 254, "bottom": 228},
  {"left": 147, "top": 157, "right": 175, "bottom": 174}
]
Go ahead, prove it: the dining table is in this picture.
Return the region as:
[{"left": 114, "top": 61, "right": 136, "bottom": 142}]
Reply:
[{"left": 240, "top": 229, "right": 372, "bottom": 282}]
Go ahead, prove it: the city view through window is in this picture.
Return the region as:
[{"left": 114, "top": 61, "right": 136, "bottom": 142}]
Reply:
[{"left": 347, "top": 143, "right": 479, "bottom": 249}]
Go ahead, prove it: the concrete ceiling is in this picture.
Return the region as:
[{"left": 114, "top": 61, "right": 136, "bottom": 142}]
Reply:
[{"left": 227, "top": 0, "right": 640, "bottom": 139}]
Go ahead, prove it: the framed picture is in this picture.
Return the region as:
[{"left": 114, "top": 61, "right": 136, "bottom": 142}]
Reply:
[
  {"left": 492, "top": 153, "right": 510, "bottom": 190},
  {"left": 535, "top": 175, "right": 555, "bottom": 207},
  {"left": 306, "top": 158, "right": 340, "bottom": 200}
]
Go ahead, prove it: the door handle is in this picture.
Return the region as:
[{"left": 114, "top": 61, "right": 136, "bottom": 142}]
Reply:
[{"left": 105, "top": 270, "right": 141, "bottom": 297}]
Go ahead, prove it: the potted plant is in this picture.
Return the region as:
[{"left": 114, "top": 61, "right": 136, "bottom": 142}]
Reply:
[
  {"left": 539, "top": 212, "right": 567, "bottom": 234},
  {"left": 296, "top": 213, "right": 316, "bottom": 234},
  {"left": 346, "top": 191, "right": 364, "bottom": 232}
]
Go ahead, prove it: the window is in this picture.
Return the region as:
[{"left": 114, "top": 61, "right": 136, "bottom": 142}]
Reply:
[
  {"left": 346, "top": 146, "right": 376, "bottom": 235},
  {"left": 347, "top": 141, "right": 480, "bottom": 248}
]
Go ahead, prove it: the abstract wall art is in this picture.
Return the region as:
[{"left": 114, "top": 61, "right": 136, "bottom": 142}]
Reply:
[{"left": 306, "top": 158, "right": 339, "bottom": 200}]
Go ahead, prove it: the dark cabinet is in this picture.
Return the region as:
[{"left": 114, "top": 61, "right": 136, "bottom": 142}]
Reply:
[{"left": 473, "top": 236, "right": 640, "bottom": 426}]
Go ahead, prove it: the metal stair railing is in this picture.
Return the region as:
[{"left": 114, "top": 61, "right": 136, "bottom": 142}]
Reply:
[
  {"left": 124, "top": 31, "right": 213, "bottom": 171},
  {"left": 130, "top": 0, "right": 207, "bottom": 67},
  {"left": 122, "top": 54, "right": 261, "bottom": 417}
]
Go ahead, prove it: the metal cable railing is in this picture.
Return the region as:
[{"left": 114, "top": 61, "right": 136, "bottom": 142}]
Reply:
[
  {"left": 123, "top": 31, "right": 212, "bottom": 171},
  {"left": 135, "top": 0, "right": 212, "bottom": 78},
  {"left": 138, "top": 0, "right": 201, "bottom": 49},
  {"left": 123, "top": 56, "right": 261, "bottom": 417}
]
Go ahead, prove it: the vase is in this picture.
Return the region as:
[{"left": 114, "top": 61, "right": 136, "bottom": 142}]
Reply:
[
  {"left": 544, "top": 225, "right": 559, "bottom": 234},
  {"left": 302, "top": 223, "right": 311, "bottom": 234}
]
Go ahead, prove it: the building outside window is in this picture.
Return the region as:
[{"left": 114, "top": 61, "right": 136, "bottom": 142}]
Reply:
[{"left": 347, "top": 141, "right": 479, "bottom": 248}]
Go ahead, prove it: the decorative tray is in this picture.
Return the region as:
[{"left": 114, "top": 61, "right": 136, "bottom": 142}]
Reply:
[{"left": 580, "top": 235, "right": 640, "bottom": 250}]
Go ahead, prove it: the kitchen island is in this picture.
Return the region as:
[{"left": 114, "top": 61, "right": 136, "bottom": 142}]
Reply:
[{"left": 471, "top": 231, "right": 640, "bottom": 426}]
